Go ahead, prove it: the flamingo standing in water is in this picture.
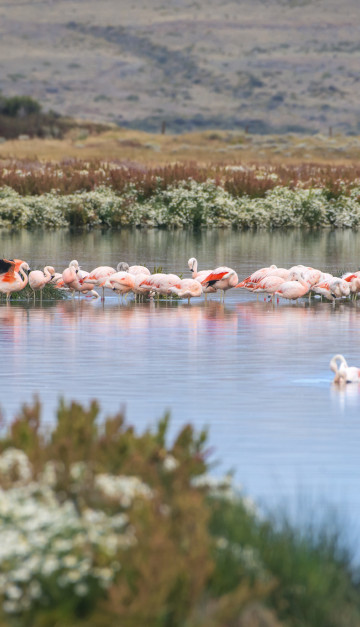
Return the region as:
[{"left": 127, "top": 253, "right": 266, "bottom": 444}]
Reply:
[
  {"left": 330, "top": 354, "right": 360, "bottom": 384},
  {"left": 105, "top": 271, "right": 135, "bottom": 301},
  {"left": 0, "top": 259, "right": 30, "bottom": 300},
  {"left": 312, "top": 277, "right": 350, "bottom": 301},
  {"left": 62, "top": 263, "right": 99, "bottom": 299},
  {"left": 139, "top": 273, "right": 182, "bottom": 297},
  {"left": 29, "top": 266, "right": 55, "bottom": 302},
  {"left": 253, "top": 275, "right": 286, "bottom": 299},
  {"left": 201, "top": 267, "right": 238, "bottom": 301},
  {"left": 188, "top": 258, "right": 217, "bottom": 297},
  {"left": 82, "top": 265, "right": 116, "bottom": 299},
  {"left": 169, "top": 278, "right": 203, "bottom": 303},
  {"left": 116, "top": 262, "right": 151, "bottom": 276},
  {"left": 274, "top": 272, "right": 310, "bottom": 302}
]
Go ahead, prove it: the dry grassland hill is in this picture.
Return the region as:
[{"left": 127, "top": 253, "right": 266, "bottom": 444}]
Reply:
[{"left": 0, "top": 0, "right": 360, "bottom": 135}]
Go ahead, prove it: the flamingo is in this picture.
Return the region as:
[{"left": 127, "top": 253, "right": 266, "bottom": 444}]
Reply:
[
  {"left": 116, "top": 262, "right": 151, "bottom": 276},
  {"left": 140, "top": 273, "right": 182, "bottom": 297},
  {"left": 274, "top": 272, "right": 310, "bottom": 302},
  {"left": 169, "top": 279, "right": 203, "bottom": 303},
  {"left": 0, "top": 259, "right": 30, "bottom": 300},
  {"left": 313, "top": 278, "right": 350, "bottom": 301},
  {"left": 82, "top": 265, "right": 116, "bottom": 299},
  {"left": 348, "top": 277, "right": 360, "bottom": 300},
  {"left": 188, "top": 258, "right": 217, "bottom": 297},
  {"left": 330, "top": 354, "right": 360, "bottom": 384},
  {"left": 29, "top": 266, "right": 55, "bottom": 302},
  {"left": 201, "top": 266, "right": 238, "bottom": 301},
  {"left": 253, "top": 275, "right": 286, "bottom": 299},
  {"left": 61, "top": 261, "right": 99, "bottom": 298},
  {"left": 105, "top": 272, "right": 135, "bottom": 301},
  {"left": 132, "top": 273, "right": 154, "bottom": 300},
  {"left": 236, "top": 265, "right": 279, "bottom": 288}
]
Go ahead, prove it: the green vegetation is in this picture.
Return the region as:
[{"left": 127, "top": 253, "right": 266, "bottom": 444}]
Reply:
[
  {"left": 0, "top": 398, "right": 359, "bottom": 626},
  {"left": 1, "top": 282, "right": 67, "bottom": 302},
  {"left": 0, "top": 95, "right": 109, "bottom": 140},
  {"left": 1, "top": 162, "right": 360, "bottom": 229}
]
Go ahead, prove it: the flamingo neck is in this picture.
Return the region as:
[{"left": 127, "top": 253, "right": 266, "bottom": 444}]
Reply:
[{"left": 192, "top": 258, "right": 198, "bottom": 277}]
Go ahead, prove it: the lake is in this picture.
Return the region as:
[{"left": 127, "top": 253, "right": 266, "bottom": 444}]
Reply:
[{"left": 1, "top": 228, "right": 360, "bottom": 541}]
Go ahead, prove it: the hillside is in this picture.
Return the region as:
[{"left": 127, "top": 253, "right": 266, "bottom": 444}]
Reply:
[{"left": 1, "top": 0, "right": 359, "bottom": 134}]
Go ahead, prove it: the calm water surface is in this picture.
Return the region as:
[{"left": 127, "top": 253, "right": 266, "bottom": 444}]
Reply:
[{"left": 1, "top": 228, "right": 360, "bottom": 538}]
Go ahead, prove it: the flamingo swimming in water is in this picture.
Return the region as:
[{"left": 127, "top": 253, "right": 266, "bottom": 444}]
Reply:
[
  {"left": 0, "top": 259, "right": 30, "bottom": 300},
  {"left": 29, "top": 266, "right": 55, "bottom": 302},
  {"left": 330, "top": 354, "right": 360, "bottom": 384}
]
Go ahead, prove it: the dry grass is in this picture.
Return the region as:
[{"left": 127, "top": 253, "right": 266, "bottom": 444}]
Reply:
[{"left": 1, "top": 128, "right": 360, "bottom": 167}]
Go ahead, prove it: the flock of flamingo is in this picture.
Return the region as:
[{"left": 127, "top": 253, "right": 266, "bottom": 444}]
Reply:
[
  {"left": 1, "top": 257, "right": 360, "bottom": 384},
  {"left": 1, "top": 256, "right": 360, "bottom": 305}
]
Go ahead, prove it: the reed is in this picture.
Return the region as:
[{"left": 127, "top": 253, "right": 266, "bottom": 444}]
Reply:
[{"left": 1, "top": 161, "right": 360, "bottom": 197}]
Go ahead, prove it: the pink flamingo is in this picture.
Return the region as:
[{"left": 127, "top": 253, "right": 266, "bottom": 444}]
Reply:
[
  {"left": 132, "top": 273, "right": 154, "bottom": 300},
  {"left": 236, "top": 264, "right": 279, "bottom": 288},
  {"left": 62, "top": 262, "right": 99, "bottom": 298},
  {"left": 169, "top": 279, "right": 203, "bottom": 303},
  {"left": 253, "top": 275, "right": 286, "bottom": 299},
  {"left": 188, "top": 258, "right": 217, "bottom": 297},
  {"left": 105, "top": 272, "right": 135, "bottom": 301},
  {"left": 116, "top": 262, "right": 151, "bottom": 276},
  {"left": 82, "top": 265, "right": 116, "bottom": 299},
  {"left": 274, "top": 272, "right": 310, "bottom": 302},
  {"left": 0, "top": 259, "right": 30, "bottom": 301},
  {"left": 330, "top": 354, "right": 360, "bottom": 384},
  {"left": 140, "top": 273, "right": 182, "bottom": 297},
  {"left": 313, "top": 278, "right": 350, "bottom": 301},
  {"left": 29, "top": 266, "right": 55, "bottom": 302},
  {"left": 201, "top": 267, "right": 238, "bottom": 301}
]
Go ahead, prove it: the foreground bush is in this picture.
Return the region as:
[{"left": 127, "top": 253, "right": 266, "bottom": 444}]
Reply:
[{"left": 0, "top": 398, "right": 359, "bottom": 626}]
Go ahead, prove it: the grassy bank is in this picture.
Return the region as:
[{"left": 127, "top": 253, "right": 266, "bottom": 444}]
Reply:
[
  {"left": 0, "top": 398, "right": 359, "bottom": 626},
  {"left": 1, "top": 128, "right": 360, "bottom": 166}
]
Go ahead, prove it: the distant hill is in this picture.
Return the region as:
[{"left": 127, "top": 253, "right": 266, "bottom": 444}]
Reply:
[{"left": 1, "top": 0, "right": 359, "bottom": 134}]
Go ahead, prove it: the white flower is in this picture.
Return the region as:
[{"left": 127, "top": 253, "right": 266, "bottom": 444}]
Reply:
[{"left": 162, "top": 455, "right": 179, "bottom": 472}]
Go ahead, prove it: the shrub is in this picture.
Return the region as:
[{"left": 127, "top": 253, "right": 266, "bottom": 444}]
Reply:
[{"left": 0, "top": 399, "right": 359, "bottom": 626}]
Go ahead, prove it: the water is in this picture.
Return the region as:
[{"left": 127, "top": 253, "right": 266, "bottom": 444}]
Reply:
[{"left": 1, "top": 228, "right": 360, "bottom": 540}]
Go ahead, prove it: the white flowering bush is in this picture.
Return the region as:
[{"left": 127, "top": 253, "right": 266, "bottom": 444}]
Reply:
[
  {"left": 0, "top": 399, "right": 214, "bottom": 625},
  {"left": 2, "top": 180, "right": 360, "bottom": 230},
  {"left": 0, "top": 480, "right": 130, "bottom": 616}
]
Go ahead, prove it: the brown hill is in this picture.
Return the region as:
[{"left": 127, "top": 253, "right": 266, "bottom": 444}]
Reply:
[{"left": 0, "top": 0, "right": 359, "bottom": 134}]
